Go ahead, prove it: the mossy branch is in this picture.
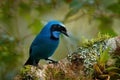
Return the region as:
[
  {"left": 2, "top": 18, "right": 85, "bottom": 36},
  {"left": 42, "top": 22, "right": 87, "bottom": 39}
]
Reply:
[{"left": 14, "top": 35, "right": 120, "bottom": 80}]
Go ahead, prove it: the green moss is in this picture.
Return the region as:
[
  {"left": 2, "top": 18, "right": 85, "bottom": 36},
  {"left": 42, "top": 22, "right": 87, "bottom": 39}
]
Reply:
[
  {"left": 20, "top": 65, "right": 32, "bottom": 75},
  {"left": 81, "top": 33, "right": 111, "bottom": 47},
  {"left": 20, "top": 65, "right": 39, "bottom": 80}
]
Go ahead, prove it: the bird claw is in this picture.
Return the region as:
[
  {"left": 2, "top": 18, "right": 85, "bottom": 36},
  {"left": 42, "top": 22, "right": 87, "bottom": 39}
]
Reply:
[
  {"left": 49, "top": 60, "right": 58, "bottom": 64},
  {"left": 45, "top": 58, "right": 58, "bottom": 64}
]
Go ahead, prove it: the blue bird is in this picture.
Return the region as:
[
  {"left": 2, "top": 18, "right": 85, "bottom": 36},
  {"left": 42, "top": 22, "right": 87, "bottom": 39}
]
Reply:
[{"left": 24, "top": 20, "right": 69, "bottom": 66}]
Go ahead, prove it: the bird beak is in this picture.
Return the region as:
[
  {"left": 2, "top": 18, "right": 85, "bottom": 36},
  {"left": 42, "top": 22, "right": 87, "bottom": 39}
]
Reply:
[{"left": 61, "top": 30, "right": 69, "bottom": 37}]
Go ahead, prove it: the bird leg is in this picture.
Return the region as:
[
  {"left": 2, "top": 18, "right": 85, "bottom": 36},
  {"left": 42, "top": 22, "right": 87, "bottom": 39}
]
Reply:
[
  {"left": 45, "top": 58, "right": 58, "bottom": 64},
  {"left": 33, "top": 60, "right": 39, "bottom": 67}
]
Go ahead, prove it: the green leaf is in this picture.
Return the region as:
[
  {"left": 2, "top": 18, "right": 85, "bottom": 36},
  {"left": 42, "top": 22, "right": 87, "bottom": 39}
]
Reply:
[
  {"left": 99, "top": 47, "right": 110, "bottom": 63},
  {"left": 106, "top": 67, "right": 120, "bottom": 71}
]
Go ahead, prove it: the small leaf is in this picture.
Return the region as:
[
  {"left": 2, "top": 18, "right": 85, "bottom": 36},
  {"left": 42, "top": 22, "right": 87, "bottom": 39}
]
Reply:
[
  {"left": 108, "top": 71, "right": 120, "bottom": 76},
  {"left": 99, "top": 47, "right": 110, "bottom": 63},
  {"left": 99, "top": 74, "right": 110, "bottom": 79},
  {"left": 93, "top": 64, "right": 103, "bottom": 75},
  {"left": 106, "top": 67, "right": 120, "bottom": 71}
]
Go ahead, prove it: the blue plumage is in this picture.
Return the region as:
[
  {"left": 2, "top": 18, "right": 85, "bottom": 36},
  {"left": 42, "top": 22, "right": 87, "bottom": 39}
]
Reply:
[{"left": 25, "top": 20, "right": 69, "bottom": 66}]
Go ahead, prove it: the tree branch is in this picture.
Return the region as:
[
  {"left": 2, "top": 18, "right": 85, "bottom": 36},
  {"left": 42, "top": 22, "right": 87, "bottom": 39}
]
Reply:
[{"left": 14, "top": 35, "right": 120, "bottom": 80}]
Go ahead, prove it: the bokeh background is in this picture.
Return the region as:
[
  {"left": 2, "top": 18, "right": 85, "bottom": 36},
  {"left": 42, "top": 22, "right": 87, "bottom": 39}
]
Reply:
[{"left": 0, "top": 0, "right": 120, "bottom": 80}]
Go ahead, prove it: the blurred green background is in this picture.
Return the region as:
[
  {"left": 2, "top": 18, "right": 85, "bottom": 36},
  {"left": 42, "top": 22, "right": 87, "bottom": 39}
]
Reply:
[{"left": 0, "top": 0, "right": 120, "bottom": 80}]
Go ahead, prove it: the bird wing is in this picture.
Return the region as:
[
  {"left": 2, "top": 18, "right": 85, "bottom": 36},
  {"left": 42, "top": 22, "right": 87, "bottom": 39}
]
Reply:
[
  {"left": 29, "top": 39, "right": 39, "bottom": 55},
  {"left": 29, "top": 47, "right": 32, "bottom": 54}
]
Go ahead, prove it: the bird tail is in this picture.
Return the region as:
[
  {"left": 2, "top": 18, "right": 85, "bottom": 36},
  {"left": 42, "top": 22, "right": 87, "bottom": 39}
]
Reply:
[
  {"left": 24, "top": 57, "right": 33, "bottom": 65},
  {"left": 24, "top": 57, "right": 40, "bottom": 66}
]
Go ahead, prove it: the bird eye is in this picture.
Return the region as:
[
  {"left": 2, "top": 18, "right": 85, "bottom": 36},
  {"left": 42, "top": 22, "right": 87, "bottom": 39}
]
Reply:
[
  {"left": 51, "top": 24, "right": 62, "bottom": 31},
  {"left": 58, "top": 25, "right": 61, "bottom": 28}
]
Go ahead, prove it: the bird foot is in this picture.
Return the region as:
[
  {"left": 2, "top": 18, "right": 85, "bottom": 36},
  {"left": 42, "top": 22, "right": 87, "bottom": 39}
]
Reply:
[
  {"left": 49, "top": 60, "right": 58, "bottom": 64},
  {"left": 45, "top": 58, "right": 58, "bottom": 64}
]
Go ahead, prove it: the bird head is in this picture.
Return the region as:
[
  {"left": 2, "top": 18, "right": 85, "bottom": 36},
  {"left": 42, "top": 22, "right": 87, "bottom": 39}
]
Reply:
[
  {"left": 49, "top": 21, "right": 69, "bottom": 40},
  {"left": 40, "top": 20, "right": 69, "bottom": 40}
]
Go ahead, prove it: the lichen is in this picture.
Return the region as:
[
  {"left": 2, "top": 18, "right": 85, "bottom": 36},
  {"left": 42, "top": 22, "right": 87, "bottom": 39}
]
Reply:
[{"left": 67, "top": 33, "right": 112, "bottom": 75}]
